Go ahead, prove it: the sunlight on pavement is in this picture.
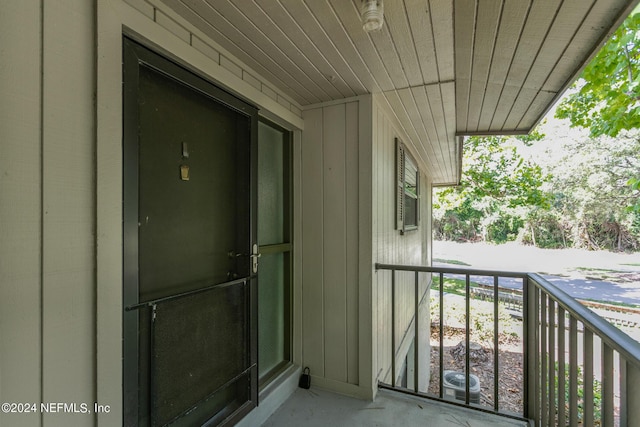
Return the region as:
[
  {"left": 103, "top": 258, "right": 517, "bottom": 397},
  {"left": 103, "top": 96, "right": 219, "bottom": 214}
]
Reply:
[{"left": 433, "top": 241, "right": 640, "bottom": 276}]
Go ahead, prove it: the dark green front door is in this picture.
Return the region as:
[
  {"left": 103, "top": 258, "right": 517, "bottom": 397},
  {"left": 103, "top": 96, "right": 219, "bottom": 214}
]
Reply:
[{"left": 123, "top": 38, "right": 258, "bottom": 427}]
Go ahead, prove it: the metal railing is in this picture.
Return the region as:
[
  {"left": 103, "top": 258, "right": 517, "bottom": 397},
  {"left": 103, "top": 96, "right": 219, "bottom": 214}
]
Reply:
[
  {"left": 527, "top": 273, "right": 640, "bottom": 427},
  {"left": 374, "top": 263, "right": 640, "bottom": 427}
]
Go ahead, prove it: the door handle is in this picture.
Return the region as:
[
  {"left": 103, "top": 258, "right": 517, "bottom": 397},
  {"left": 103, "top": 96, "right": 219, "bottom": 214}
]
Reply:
[
  {"left": 250, "top": 244, "right": 261, "bottom": 274},
  {"left": 228, "top": 244, "right": 261, "bottom": 274}
]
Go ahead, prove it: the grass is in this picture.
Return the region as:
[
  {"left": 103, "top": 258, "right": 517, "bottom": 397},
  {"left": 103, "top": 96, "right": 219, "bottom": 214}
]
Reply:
[{"left": 431, "top": 277, "right": 477, "bottom": 296}]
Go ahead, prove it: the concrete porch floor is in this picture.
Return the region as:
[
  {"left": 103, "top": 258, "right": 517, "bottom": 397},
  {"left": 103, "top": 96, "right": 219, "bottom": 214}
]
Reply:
[{"left": 262, "top": 387, "right": 530, "bottom": 427}]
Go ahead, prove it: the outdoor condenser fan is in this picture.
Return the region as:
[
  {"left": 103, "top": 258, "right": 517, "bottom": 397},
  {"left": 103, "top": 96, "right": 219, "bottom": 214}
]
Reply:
[{"left": 442, "top": 371, "right": 481, "bottom": 404}]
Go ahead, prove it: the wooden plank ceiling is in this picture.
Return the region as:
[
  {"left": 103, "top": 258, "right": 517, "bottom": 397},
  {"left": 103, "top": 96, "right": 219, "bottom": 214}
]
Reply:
[{"left": 160, "top": 0, "right": 636, "bottom": 185}]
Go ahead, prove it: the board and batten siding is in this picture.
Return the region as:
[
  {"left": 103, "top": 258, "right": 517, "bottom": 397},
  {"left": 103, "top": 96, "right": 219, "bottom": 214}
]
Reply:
[
  {"left": 0, "top": 1, "right": 96, "bottom": 427},
  {"left": 301, "top": 101, "right": 361, "bottom": 392},
  {"left": 371, "top": 95, "right": 433, "bottom": 387},
  {"left": 300, "top": 95, "right": 434, "bottom": 396}
]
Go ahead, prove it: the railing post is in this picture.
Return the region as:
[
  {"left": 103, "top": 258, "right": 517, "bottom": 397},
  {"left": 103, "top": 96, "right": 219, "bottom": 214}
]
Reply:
[
  {"left": 525, "top": 275, "right": 539, "bottom": 424},
  {"left": 493, "top": 275, "right": 499, "bottom": 412},
  {"left": 391, "top": 269, "right": 396, "bottom": 388},
  {"left": 548, "top": 300, "right": 556, "bottom": 427},
  {"left": 541, "top": 294, "right": 548, "bottom": 427},
  {"left": 465, "top": 274, "right": 471, "bottom": 405},
  {"left": 621, "top": 359, "right": 640, "bottom": 427},
  {"left": 438, "top": 272, "right": 444, "bottom": 399},
  {"left": 414, "top": 270, "right": 419, "bottom": 393}
]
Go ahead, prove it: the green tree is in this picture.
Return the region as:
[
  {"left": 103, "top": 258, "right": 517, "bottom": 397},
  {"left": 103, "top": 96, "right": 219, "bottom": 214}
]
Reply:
[
  {"left": 434, "top": 135, "right": 550, "bottom": 243},
  {"left": 555, "top": 10, "right": 640, "bottom": 138},
  {"left": 547, "top": 134, "right": 640, "bottom": 250},
  {"left": 555, "top": 8, "right": 640, "bottom": 217}
]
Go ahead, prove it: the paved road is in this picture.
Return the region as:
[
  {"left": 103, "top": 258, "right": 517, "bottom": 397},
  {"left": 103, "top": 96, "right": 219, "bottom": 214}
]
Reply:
[
  {"left": 435, "top": 262, "right": 640, "bottom": 306},
  {"left": 541, "top": 275, "right": 640, "bottom": 306}
]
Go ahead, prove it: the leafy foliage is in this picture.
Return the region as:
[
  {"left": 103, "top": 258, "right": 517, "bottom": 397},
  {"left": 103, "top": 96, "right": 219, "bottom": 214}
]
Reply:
[
  {"left": 555, "top": 11, "right": 640, "bottom": 138},
  {"left": 434, "top": 136, "right": 550, "bottom": 242},
  {"left": 548, "top": 134, "right": 640, "bottom": 250},
  {"left": 553, "top": 362, "right": 603, "bottom": 425},
  {"left": 435, "top": 131, "right": 640, "bottom": 251},
  {"left": 555, "top": 8, "right": 640, "bottom": 215}
]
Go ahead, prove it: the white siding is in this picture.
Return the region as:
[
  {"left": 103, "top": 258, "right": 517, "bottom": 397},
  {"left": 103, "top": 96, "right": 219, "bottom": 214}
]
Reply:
[
  {"left": 300, "top": 101, "right": 361, "bottom": 391},
  {"left": 371, "top": 95, "right": 432, "bottom": 387},
  {"left": 0, "top": 3, "right": 42, "bottom": 427},
  {"left": 299, "top": 95, "right": 434, "bottom": 397},
  {"left": 42, "top": 2, "right": 96, "bottom": 426},
  {"left": 301, "top": 107, "right": 326, "bottom": 376},
  {"left": 0, "top": 1, "right": 308, "bottom": 426},
  {"left": 0, "top": 1, "right": 96, "bottom": 427},
  {"left": 1, "top": 1, "right": 435, "bottom": 425}
]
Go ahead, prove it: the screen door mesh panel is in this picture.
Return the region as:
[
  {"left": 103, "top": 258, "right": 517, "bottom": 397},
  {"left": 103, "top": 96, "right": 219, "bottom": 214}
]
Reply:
[{"left": 151, "top": 283, "right": 249, "bottom": 426}]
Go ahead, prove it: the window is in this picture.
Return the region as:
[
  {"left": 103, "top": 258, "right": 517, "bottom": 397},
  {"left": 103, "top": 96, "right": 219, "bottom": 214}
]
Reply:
[
  {"left": 396, "top": 138, "right": 419, "bottom": 233},
  {"left": 257, "top": 118, "right": 292, "bottom": 389}
]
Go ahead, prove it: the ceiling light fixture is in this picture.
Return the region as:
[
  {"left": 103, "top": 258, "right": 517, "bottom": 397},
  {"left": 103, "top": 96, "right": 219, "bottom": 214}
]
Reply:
[{"left": 361, "top": 0, "right": 384, "bottom": 32}]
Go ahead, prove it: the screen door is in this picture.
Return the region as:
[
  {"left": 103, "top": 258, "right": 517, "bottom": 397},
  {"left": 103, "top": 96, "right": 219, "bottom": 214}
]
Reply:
[{"left": 122, "top": 37, "right": 258, "bottom": 427}]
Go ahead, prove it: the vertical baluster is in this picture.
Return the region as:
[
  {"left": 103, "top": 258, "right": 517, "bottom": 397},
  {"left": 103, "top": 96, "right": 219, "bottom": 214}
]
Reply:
[
  {"left": 414, "top": 270, "right": 419, "bottom": 393},
  {"left": 620, "top": 358, "right": 640, "bottom": 427},
  {"left": 541, "top": 294, "right": 548, "bottom": 426},
  {"left": 620, "top": 359, "right": 627, "bottom": 427},
  {"left": 548, "top": 299, "right": 556, "bottom": 427},
  {"left": 150, "top": 304, "right": 158, "bottom": 426},
  {"left": 391, "top": 269, "right": 396, "bottom": 387},
  {"left": 569, "top": 316, "right": 578, "bottom": 427},
  {"left": 602, "top": 343, "right": 614, "bottom": 427},
  {"left": 534, "top": 286, "right": 541, "bottom": 423},
  {"left": 558, "top": 306, "right": 567, "bottom": 426},
  {"left": 439, "top": 272, "right": 444, "bottom": 399},
  {"left": 493, "top": 275, "right": 499, "bottom": 412},
  {"left": 583, "top": 329, "right": 594, "bottom": 427},
  {"left": 465, "top": 274, "right": 471, "bottom": 405}
]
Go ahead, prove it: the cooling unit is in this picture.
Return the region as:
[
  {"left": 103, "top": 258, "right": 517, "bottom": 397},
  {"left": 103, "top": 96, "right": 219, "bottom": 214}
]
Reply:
[{"left": 442, "top": 371, "right": 481, "bottom": 404}]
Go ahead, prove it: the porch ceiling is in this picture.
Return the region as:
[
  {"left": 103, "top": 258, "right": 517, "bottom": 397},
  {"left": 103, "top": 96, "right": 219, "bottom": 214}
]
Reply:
[{"left": 159, "top": 0, "right": 636, "bottom": 185}]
